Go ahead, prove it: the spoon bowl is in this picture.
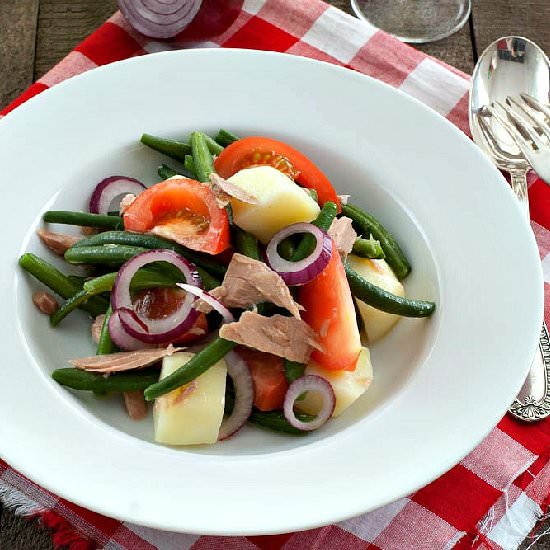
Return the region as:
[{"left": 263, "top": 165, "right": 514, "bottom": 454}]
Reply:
[{"left": 470, "top": 36, "right": 550, "bottom": 172}]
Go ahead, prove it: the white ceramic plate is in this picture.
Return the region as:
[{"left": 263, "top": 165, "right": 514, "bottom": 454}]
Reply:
[{"left": 0, "top": 49, "right": 543, "bottom": 535}]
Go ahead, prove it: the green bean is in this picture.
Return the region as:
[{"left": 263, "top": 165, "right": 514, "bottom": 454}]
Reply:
[
  {"left": 277, "top": 238, "right": 295, "bottom": 261},
  {"left": 343, "top": 203, "right": 410, "bottom": 279},
  {"left": 72, "top": 231, "right": 227, "bottom": 278},
  {"left": 345, "top": 264, "right": 435, "bottom": 317},
  {"left": 19, "top": 253, "right": 106, "bottom": 317},
  {"left": 52, "top": 368, "right": 159, "bottom": 393},
  {"left": 190, "top": 132, "right": 215, "bottom": 183},
  {"left": 291, "top": 201, "right": 338, "bottom": 262},
  {"left": 96, "top": 306, "right": 116, "bottom": 355},
  {"left": 50, "top": 289, "right": 94, "bottom": 326},
  {"left": 184, "top": 155, "right": 197, "bottom": 177},
  {"left": 158, "top": 164, "right": 177, "bottom": 180},
  {"left": 232, "top": 227, "right": 261, "bottom": 261},
  {"left": 67, "top": 275, "right": 87, "bottom": 287},
  {"left": 249, "top": 410, "right": 315, "bottom": 435},
  {"left": 203, "top": 134, "right": 224, "bottom": 155},
  {"left": 144, "top": 338, "right": 235, "bottom": 400},
  {"left": 352, "top": 237, "right": 385, "bottom": 259},
  {"left": 215, "top": 129, "right": 240, "bottom": 146},
  {"left": 141, "top": 133, "right": 191, "bottom": 161},
  {"left": 284, "top": 360, "right": 305, "bottom": 384},
  {"left": 64, "top": 245, "right": 148, "bottom": 265},
  {"left": 43, "top": 211, "right": 123, "bottom": 230},
  {"left": 197, "top": 269, "right": 220, "bottom": 291}
]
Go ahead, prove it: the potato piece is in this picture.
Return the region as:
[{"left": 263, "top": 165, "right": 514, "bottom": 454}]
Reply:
[
  {"left": 297, "top": 347, "right": 373, "bottom": 417},
  {"left": 347, "top": 255, "right": 404, "bottom": 343},
  {"left": 154, "top": 352, "right": 227, "bottom": 446},
  {"left": 228, "top": 166, "right": 320, "bottom": 243}
]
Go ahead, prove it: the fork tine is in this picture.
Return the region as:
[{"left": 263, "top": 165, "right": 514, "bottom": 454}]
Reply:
[
  {"left": 508, "top": 95, "right": 550, "bottom": 141},
  {"left": 520, "top": 93, "right": 550, "bottom": 121},
  {"left": 475, "top": 112, "right": 511, "bottom": 163},
  {"left": 487, "top": 104, "right": 536, "bottom": 158},
  {"left": 498, "top": 100, "right": 545, "bottom": 148}
]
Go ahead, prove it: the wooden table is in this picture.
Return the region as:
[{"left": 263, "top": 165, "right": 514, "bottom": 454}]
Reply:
[{"left": 1, "top": 1, "right": 549, "bottom": 548}]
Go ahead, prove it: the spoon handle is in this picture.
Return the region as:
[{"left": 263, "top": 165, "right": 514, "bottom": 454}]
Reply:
[
  {"left": 509, "top": 325, "right": 550, "bottom": 421},
  {"left": 510, "top": 171, "right": 530, "bottom": 218},
  {"left": 507, "top": 169, "right": 550, "bottom": 421}
]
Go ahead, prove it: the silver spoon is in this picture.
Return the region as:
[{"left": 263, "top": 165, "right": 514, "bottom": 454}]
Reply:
[{"left": 470, "top": 36, "right": 550, "bottom": 421}]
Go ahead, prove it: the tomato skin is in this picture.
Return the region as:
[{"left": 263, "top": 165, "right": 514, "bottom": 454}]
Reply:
[
  {"left": 236, "top": 347, "right": 288, "bottom": 411},
  {"left": 299, "top": 240, "right": 362, "bottom": 371},
  {"left": 132, "top": 287, "right": 208, "bottom": 345},
  {"left": 214, "top": 136, "right": 340, "bottom": 208},
  {"left": 123, "top": 177, "right": 230, "bottom": 254}
]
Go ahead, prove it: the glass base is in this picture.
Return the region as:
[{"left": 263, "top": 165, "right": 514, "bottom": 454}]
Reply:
[{"left": 351, "top": 0, "right": 471, "bottom": 44}]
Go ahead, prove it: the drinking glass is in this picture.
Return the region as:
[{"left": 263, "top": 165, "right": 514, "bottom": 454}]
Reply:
[{"left": 351, "top": 0, "right": 471, "bottom": 43}]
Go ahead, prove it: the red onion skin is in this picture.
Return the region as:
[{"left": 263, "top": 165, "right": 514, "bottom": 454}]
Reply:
[
  {"left": 89, "top": 176, "right": 145, "bottom": 214},
  {"left": 266, "top": 222, "right": 332, "bottom": 286},
  {"left": 218, "top": 351, "right": 254, "bottom": 440},
  {"left": 108, "top": 310, "right": 150, "bottom": 351},
  {"left": 118, "top": 0, "right": 202, "bottom": 39},
  {"left": 111, "top": 249, "right": 202, "bottom": 345},
  {"left": 283, "top": 375, "right": 335, "bottom": 431}
]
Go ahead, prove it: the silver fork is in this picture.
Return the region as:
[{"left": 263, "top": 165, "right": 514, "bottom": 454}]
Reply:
[
  {"left": 486, "top": 93, "right": 550, "bottom": 185},
  {"left": 474, "top": 106, "right": 550, "bottom": 421}
]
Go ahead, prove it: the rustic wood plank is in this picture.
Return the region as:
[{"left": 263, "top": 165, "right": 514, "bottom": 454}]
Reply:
[
  {"left": 473, "top": 0, "right": 550, "bottom": 60},
  {"left": 34, "top": 0, "right": 117, "bottom": 79},
  {"left": 330, "top": 0, "right": 474, "bottom": 74},
  {"left": 0, "top": 0, "right": 39, "bottom": 109}
]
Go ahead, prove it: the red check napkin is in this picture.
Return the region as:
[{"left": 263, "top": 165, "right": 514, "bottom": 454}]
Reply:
[{"left": 2, "top": 1, "right": 550, "bottom": 548}]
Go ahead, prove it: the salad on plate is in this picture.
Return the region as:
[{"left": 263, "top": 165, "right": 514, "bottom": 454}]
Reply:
[{"left": 20, "top": 130, "right": 436, "bottom": 446}]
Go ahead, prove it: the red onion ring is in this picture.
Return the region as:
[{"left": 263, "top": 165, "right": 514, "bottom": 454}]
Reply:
[
  {"left": 89, "top": 176, "right": 146, "bottom": 215},
  {"left": 218, "top": 351, "right": 254, "bottom": 440},
  {"left": 112, "top": 249, "right": 202, "bottom": 344},
  {"left": 265, "top": 222, "right": 332, "bottom": 286},
  {"left": 283, "top": 375, "right": 335, "bottom": 431},
  {"left": 108, "top": 310, "right": 150, "bottom": 351},
  {"left": 118, "top": 0, "right": 202, "bottom": 39},
  {"left": 177, "top": 283, "right": 234, "bottom": 324}
]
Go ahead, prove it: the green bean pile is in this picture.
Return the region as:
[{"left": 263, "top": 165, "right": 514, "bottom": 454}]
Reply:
[{"left": 19, "top": 129, "right": 435, "bottom": 437}]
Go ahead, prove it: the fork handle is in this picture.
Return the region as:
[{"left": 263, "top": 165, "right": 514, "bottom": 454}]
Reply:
[{"left": 510, "top": 170, "right": 530, "bottom": 219}]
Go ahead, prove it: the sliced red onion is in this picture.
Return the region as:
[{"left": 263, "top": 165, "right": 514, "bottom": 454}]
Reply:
[
  {"left": 118, "top": 0, "right": 202, "bottom": 39},
  {"left": 112, "top": 249, "right": 202, "bottom": 344},
  {"left": 265, "top": 222, "right": 332, "bottom": 286},
  {"left": 219, "top": 351, "right": 254, "bottom": 440},
  {"left": 89, "top": 176, "right": 146, "bottom": 215},
  {"left": 177, "top": 283, "right": 234, "bottom": 324},
  {"left": 283, "top": 375, "right": 335, "bottom": 431},
  {"left": 108, "top": 310, "right": 150, "bottom": 351}
]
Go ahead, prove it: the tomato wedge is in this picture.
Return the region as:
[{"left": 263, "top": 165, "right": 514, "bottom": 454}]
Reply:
[
  {"left": 133, "top": 287, "right": 208, "bottom": 345},
  {"left": 299, "top": 240, "right": 361, "bottom": 371},
  {"left": 214, "top": 136, "right": 340, "bottom": 208},
  {"left": 236, "top": 347, "right": 288, "bottom": 411},
  {"left": 123, "top": 177, "right": 230, "bottom": 254}
]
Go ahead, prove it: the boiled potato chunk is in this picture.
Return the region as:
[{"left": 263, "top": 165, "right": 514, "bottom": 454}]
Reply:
[
  {"left": 154, "top": 352, "right": 227, "bottom": 445},
  {"left": 297, "top": 347, "right": 373, "bottom": 417},
  {"left": 347, "top": 255, "right": 404, "bottom": 343},
  {"left": 228, "top": 166, "right": 320, "bottom": 243}
]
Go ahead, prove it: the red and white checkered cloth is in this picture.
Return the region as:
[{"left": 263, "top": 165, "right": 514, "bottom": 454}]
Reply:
[{"left": 2, "top": 1, "right": 550, "bottom": 549}]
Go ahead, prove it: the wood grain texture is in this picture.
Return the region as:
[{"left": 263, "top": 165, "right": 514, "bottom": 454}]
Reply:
[
  {"left": 0, "top": 0, "right": 39, "bottom": 108},
  {"left": 34, "top": 0, "right": 117, "bottom": 79},
  {"left": 473, "top": 0, "right": 550, "bottom": 60}
]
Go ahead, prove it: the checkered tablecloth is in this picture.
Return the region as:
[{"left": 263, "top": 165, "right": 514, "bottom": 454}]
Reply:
[{"left": 2, "top": 1, "right": 550, "bottom": 549}]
